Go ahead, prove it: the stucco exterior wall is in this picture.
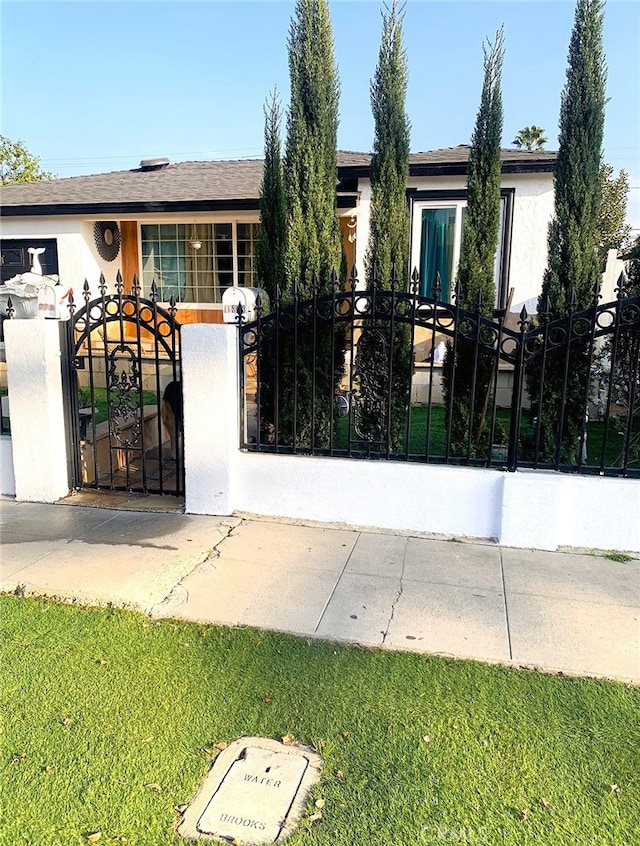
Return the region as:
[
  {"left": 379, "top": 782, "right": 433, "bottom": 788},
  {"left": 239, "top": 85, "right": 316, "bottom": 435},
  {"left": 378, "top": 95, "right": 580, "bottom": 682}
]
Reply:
[
  {"left": 0, "top": 435, "right": 15, "bottom": 496},
  {"left": 353, "top": 172, "right": 554, "bottom": 308},
  {"left": 0, "top": 216, "right": 119, "bottom": 295},
  {"left": 501, "top": 173, "right": 555, "bottom": 311}
]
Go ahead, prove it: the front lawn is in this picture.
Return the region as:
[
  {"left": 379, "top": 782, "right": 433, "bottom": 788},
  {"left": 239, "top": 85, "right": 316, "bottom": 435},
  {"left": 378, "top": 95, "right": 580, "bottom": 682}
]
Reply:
[
  {"left": 78, "top": 387, "right": 159, "bottom": 426},
  {"left": 1, "top": 596, "right": 637, "bottom": 846}
]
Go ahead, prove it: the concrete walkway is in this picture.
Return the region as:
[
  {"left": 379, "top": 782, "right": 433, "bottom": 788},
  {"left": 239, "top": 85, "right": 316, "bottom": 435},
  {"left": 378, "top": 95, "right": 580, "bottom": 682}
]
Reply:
[{"left": 1, "top": 497, "right": 638, "bottom": 684}]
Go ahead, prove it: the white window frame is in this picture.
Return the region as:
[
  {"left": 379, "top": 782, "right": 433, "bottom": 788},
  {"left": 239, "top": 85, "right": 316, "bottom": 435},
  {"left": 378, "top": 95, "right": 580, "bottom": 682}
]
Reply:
[
  {"left": 139, "top": 217, "right": 260, "bottom": 308},
  {"left": 407, "top": 189, "right": 513, "bottom": 310}
]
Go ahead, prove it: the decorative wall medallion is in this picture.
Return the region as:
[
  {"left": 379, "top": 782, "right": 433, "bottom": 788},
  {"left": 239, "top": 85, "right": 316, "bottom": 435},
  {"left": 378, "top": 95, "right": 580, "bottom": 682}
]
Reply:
[{"left": 94, "top": 221, "right": 121, "bottom": 262}]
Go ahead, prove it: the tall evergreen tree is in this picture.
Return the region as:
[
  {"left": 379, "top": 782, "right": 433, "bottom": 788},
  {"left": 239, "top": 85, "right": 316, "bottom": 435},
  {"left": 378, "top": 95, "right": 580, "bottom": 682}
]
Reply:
[
  {"left": 457, "top": 26, "right": 505, "bottom": 314},
  {"left": 358, "top": 0, "right": 411, "bottom": 451},
  {"left": 285, "top": 0, "right": 342, "bottom": 297},
  {"left": 255, "top": 90, "right": 287, "bottom": 442},
  {"left": 442, "top": 28, "right": 505, "bottom": 456},
  {"left": 529, "top": 0, "right": 607, "bottom": 463},
  {"left": 257, "top": 89, "right": 286, "bottom": 304},
  {"left": 364, "top": 0, "right": 411, "bottom": 290},
  {"left": 541, "top": 0, "right": 606, "bottom": 316},
  {"left": 262, "top": 0, "right": 344, "bottom": 449}
]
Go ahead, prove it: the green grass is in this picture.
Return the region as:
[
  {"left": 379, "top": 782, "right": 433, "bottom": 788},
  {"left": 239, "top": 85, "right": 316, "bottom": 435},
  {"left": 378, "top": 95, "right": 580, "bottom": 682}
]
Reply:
[
  {"left": 597, "top": 551, "right": 636, "bottom": 563},
  {"left": 79, "top": 387, "right": 158, "bottom": 426},
  {"left": 1, "top": 597, "right": 638, "bottom": 846},
  {"left": 333, "top": 405, "right": 639, "bottom": 469}
]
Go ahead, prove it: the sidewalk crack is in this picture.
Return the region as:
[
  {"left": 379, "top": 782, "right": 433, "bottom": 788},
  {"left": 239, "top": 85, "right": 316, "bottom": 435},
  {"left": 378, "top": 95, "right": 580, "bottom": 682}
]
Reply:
[
  {"left": 500, "top": 547, "right": 513, "bottom": 660},
  {"left": 313, "top": 532, "right": 360, "bottom": 633},
  {"left": 381, "top": 538, "right": 407, "bottom": 644}
]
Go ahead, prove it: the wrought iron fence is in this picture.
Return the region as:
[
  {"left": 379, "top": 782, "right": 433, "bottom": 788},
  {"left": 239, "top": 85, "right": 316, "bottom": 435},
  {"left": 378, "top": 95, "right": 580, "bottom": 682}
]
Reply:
[{"left": 238, "top": 269, "right": 640, "bottom": 478}]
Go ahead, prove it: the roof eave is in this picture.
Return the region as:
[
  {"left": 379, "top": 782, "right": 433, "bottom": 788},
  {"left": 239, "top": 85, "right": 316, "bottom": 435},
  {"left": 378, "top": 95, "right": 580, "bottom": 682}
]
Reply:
[
  {"left": 337, "top": 161, "right": 556, "bottom": 179},
  {"left": 0, "top": 198, "right": 262, "bottom": 217}
]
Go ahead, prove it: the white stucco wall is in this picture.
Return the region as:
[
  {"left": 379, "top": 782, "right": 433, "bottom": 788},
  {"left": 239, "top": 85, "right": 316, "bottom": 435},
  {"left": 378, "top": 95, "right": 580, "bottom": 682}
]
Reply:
[
  {"left": 354, "top": 172, "right": 554, "bottom": 309},
  {"left": 0, "top": 435, "right": 15, "bottom": 496},
  {"left": 502, "top": 174, "right": 555, "bottom": 311},
  {"left": 3, "top": 319, "right": 70, "bottom": 502},
  {"left": 0, "top": 216, "right": 119, "bottom": 296}
]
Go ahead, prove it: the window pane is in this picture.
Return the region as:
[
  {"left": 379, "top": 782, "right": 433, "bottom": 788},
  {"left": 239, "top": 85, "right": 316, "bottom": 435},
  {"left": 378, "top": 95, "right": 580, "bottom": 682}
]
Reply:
[
  {"left": 237, "top": 222, "right": 258, "bottom": 287},
  {"left": 214, "top": 223, "right": 233, "bottom": 241},
  {"left": 159, "top": 224, "right": 177, "bottom": 241},
  {"left": 141, "top": 224, "right": 186, "bottom": 302}
]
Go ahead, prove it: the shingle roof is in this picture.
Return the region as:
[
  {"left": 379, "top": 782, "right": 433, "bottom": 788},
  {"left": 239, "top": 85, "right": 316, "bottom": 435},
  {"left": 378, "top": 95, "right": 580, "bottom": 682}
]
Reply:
[
  {"left": 1, "top": 147, "right": 556, "bottom": 216},
  {"left": 0, "top": 159, "right": 265, "bottom": 210}
]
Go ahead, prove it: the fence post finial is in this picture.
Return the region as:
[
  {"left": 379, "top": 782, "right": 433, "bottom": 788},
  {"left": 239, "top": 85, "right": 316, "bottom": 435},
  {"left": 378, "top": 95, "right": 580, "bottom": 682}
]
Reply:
[
  {"left": 410, "top": 267, "right": 420, "bottom": 296},
  {"left": 518, "top": 305, "right": 529, "bottom": 331},
  {"left": 390, "top": 262, "right": 398, "bottom": 292},
  {"left": 348, "top": 264, "right": 357, "bottom": 291},
  {"left": 433, "top": 271, "right": 442, "bottom": 302}
]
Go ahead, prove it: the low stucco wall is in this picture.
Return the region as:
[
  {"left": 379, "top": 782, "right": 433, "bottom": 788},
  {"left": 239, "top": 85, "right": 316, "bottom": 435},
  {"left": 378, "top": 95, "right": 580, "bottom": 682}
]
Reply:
[
  {"left": 228, "top": 452, "right": 640, "bottom": 552},
  {"left": 0, "top": 435, "right": 15, "bottom": 496},
  {"left": 182, "top": 325, "right": 640, "bottom": 553}
]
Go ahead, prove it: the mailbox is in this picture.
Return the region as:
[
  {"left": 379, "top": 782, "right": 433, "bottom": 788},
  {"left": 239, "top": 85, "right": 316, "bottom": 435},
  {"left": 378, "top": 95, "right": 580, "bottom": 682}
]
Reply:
[
  {"left": 221, "top": 287, "right": 269, "bottom": 324},
  {"left": 37, "top": 283, "right": 62, "bottom": 319}
]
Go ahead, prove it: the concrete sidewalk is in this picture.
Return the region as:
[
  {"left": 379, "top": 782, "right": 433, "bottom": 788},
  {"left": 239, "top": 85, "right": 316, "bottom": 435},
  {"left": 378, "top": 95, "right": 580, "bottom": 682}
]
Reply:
[{"left": 1, "top": 497, "right": 638, "bottom": 684}]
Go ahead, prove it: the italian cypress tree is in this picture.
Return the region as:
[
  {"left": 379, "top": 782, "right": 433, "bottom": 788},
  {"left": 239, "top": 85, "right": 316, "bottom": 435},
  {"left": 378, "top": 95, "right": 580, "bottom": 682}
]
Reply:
[
  {"left": 360, "top": 0, "right": 411, "bottom": 451},
  {"left": 528, "top": 0, "right": 607, "bottom": 463},
  {"left": 285, "top": 0, "right": 342, "bottom": 297},
  {"left": 274, "top": 0, "right": 344, "bottom": 449},
  {"left": 364, "top": 0, "right": 410, "bottom": 290},
  {"left": 442, "top": 28, "right": 505, "bottom": 456},
  {"left": 255, "top": 90, "right": 286, "bottom": 444},
  {"left": 257, "top": 89, "right": 286, "bottom": 304}
]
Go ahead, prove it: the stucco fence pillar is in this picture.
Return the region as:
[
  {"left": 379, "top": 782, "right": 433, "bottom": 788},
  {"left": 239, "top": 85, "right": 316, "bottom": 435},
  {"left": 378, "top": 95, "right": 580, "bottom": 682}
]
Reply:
[
  {"left": 3, "top": 319, "right": 71, "bottom": 502},
  {"left": 182, "top": 324, "right": 240, "bottom": 516}
]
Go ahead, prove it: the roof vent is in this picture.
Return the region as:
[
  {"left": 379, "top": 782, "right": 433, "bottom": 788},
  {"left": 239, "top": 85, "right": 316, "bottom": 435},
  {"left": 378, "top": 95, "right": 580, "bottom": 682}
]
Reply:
[{"left": 139, "top": 157, "right": 170, "bottom": 170}]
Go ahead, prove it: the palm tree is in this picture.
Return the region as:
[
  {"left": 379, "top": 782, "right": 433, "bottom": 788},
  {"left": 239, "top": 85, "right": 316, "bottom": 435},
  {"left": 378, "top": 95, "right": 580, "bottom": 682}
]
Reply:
[{"left": 512, "top": 125, "right": 548, "bottom": 150}]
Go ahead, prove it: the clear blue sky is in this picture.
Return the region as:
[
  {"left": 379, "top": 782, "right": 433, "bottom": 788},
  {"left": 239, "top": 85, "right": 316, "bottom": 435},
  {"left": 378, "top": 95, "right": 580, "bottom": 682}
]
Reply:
[{"left": 2, "top": 0, "right": 639, "bottom": 230}]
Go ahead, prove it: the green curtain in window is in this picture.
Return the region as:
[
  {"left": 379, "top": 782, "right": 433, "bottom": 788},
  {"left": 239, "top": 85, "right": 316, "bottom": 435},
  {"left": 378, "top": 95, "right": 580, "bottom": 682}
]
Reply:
[{"left": 419, "top": 208, "right": 455, "bottom": 301}]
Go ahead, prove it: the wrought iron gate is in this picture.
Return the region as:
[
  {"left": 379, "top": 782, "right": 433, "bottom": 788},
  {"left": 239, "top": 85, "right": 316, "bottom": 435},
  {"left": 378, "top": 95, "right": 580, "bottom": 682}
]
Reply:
[{"left": 66, "top": 275, "right": 183, "bottom": 497}]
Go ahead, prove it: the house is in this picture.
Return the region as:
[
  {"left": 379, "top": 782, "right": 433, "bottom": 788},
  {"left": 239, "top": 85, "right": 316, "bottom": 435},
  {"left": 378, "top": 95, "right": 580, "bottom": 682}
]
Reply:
[{"left": 0, "top": 146, "right": 556, "bottom": 322}]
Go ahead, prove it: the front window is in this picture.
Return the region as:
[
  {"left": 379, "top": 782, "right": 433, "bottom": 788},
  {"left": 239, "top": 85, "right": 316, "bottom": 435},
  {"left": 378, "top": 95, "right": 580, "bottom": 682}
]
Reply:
[
  {"left": 141, "top": 222, "right": 259, "bottom": 304},
  {"left": 409, "top": 191, "right": 512, "bottom": 309}
]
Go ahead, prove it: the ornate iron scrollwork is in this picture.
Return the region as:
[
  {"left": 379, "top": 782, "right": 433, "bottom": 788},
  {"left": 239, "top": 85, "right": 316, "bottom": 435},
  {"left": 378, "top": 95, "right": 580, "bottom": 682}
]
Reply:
[{"left": 107, "top": 347, "right": 141, "bottom": 447}]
